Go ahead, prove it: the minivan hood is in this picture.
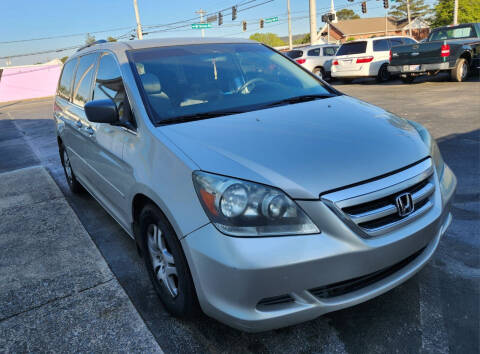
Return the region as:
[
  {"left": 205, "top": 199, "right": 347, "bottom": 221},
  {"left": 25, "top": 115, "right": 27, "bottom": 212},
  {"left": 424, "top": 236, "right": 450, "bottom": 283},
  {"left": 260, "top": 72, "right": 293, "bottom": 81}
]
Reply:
[{"left": 160, "top": 95, "right": 429, "bottom": 199}]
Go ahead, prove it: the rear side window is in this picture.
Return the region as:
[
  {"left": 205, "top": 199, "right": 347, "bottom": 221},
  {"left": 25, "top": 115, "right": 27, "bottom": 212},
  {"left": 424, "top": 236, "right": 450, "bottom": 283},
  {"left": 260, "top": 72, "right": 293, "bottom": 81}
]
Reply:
[
  {"left": 307, "top": 48, "right": 320, "bottom": 56},
  {"left": 336, "top": 42, "right": 367, "bottom": 56},
  {"left": 286, "top": 50, "right": 303, "bottom": 59},
  {"left": 402, "top": 38, "right": 417, "bottom": 44},
  {"left": 323, "top": 47, "right": 337, "bottom": 56},
  {"left": 57, "top": 59, "right": 78, "bottom": 100},
  {"left": 93, "top": 53, "right": 129, "bottom": 122},
  {"left": 389, "top": 38, "right": 404, "bottom": 47},
  {"left": 373, "top": 39, "right": 390, "bottom": 52},
  {"left": 72, "top": 53, "right": 98, "bottom": 107}
]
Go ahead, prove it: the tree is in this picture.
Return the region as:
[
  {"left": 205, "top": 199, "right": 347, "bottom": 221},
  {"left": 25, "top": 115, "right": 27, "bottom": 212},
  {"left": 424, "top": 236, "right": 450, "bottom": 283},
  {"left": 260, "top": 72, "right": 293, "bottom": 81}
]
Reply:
[
  {"left": 389, "top": 0, "right": 431, "bottom": 19},
  {"left": 85, "top": 33, "right": 96, "bottom": 45},
  {"left": 106, "top": 36, "right": 117, "bottom": 42},
  {"left": 336, "top": 9, "right": 360, "bottom": 20},
  {"left": 60, "top": 56, "right": 69, "bottom": 63},
  {"left": 293, "top": 33, "right": 310, "bottom": 45},
  {"left": 430, "top": 0, "right": 480, "bottom": 28},
  {"left": 249, "top": 33, "right": 286, "bottom": 47}
]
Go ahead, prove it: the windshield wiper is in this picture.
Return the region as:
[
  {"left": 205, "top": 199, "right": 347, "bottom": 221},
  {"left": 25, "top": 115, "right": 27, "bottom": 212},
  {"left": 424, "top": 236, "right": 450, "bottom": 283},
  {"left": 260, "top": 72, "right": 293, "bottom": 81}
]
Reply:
[
  {"left": 265, "top": 94, "right": 334, "bottom": 108},
  {"left": 157, "top": 110, "right": 242, "bottom": 125}
]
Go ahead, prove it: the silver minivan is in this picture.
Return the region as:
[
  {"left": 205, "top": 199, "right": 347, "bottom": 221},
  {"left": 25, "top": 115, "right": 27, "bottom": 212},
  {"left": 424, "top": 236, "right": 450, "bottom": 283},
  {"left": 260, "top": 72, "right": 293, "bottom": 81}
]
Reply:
[{"left": 54, "top": 38, "right": 456, "bottom": 332}]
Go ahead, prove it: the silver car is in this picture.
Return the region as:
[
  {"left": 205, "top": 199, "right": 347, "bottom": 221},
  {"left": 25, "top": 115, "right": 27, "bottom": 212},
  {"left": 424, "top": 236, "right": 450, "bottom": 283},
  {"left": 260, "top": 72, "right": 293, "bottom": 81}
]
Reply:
[
  {"left": 54, "top": 38, "right": 456, "bottom": 332},
  {"left": 285, "top": 44, "right": 339, "bottom": 78}
]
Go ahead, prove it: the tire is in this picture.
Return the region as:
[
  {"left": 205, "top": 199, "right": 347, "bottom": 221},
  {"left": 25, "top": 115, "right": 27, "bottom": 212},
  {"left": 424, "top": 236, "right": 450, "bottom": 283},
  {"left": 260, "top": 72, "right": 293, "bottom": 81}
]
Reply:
[
  {"left": 450, "top": 58, "right": 469, "bottom": 82},
  {"left": 401, "top": 75, "right": 415, "bottom": 84},
  {"left": 376, "top": 64, "right": 390, "bottom": 82},
  {"left": 313, "top": 67, "right": 325, "bottom": 80},
  {"left": 59, "top": 144, "right": 84, "bottom": 194},
  {"left": 139, "top": 204, "right": 199, "bottom": 317},
  {"left": 341, "top": 78, "right": 353, "bottom": 84}
]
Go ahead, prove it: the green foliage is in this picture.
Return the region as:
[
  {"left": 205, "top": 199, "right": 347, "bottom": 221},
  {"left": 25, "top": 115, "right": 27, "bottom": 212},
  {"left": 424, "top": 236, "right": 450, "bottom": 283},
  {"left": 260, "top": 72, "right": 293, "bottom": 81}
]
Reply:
[
  {"left": 249, "top": 33, "right": 286, "bottom": 47},
  {"left": 390, "top": 0, "right": 431, "bottom": 19},
  {"left": 60, "top": 56, "right": 69, "bottom": 63},
  {"left": 346, "top": 37, "right": 356, "bottom": 41},
  {"left": 293, "top": 33, "right": 310, "bottom": 45},
  {"left": 107, "top": 36, "right": 117, "bottom": 42},
  {"left": 336, "top": 9, "right": 360, "bottom": 20},
  {"left": 85, "top": 33, "right": 96, "bottom": 45},
  {"left": 431, "top": 0, "right": 480, "bottom": 28}
]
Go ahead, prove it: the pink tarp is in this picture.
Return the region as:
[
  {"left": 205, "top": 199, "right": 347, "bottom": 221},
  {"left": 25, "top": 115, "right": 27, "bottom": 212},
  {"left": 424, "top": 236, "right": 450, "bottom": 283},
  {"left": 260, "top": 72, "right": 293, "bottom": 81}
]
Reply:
[{"left": 0, "top": 64, "right": 62, "bottom": 102}]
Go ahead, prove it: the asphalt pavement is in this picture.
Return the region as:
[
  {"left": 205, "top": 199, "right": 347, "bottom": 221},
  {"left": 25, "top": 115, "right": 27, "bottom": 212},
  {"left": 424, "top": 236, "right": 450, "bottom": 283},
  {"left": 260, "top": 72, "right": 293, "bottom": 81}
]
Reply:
[{"left": 0, "top": 75, "right": 478, "bottom": 353}]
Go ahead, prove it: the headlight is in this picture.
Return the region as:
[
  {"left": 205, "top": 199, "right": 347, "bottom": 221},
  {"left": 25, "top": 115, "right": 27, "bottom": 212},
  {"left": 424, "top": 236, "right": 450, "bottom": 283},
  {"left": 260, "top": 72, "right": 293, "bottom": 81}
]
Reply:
[
  {"left": 408, "top": 120, "right": 445, "bottom": 179},
  {"left": 192, "top": 171, "right": 320, "bottom": 237}
]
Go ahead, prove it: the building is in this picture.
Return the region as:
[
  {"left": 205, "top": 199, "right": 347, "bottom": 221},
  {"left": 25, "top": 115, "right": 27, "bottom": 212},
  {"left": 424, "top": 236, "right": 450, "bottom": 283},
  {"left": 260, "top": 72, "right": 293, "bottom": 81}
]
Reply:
[
  {"left": 319, "top": 16, "right": 430, "bottom": 43},
  {"left": 0, "top": 59, "right": 62, "bottom": 103}
]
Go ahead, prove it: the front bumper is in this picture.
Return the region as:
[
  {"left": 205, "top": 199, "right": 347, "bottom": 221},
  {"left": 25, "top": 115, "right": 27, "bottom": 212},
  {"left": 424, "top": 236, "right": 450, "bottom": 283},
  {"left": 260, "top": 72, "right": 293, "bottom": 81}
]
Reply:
[
  {"left": 388, "top": 61, "right": 452, "bottom": 74},
  {"left": 181, "top": 164, "right": 456, "bottom": 332}
]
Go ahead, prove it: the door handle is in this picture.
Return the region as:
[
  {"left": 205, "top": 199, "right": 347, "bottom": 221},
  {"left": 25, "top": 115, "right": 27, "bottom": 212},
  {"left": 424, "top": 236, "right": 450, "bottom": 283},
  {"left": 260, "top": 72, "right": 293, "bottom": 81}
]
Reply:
[
  {"left": 75, "top": 120, "right": 83, "bottom": 128},
  {"left": 85, "top": 126, "right": 95, "bottom": 136}
]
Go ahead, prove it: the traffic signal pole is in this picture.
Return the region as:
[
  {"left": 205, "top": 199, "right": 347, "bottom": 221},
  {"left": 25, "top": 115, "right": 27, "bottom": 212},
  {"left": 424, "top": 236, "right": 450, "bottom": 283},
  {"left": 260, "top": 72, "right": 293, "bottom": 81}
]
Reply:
[
  {"left": 309, "top": 0, "right": 317, "bottom": 45},
  {"left": 196, "top": 9, "right": 206, "bottom": 38},
  {"left": 287, "top": 0, "right": 292, "bottom": 50},
  {"left": 406, "top": 0, "right": 412, "bottom": 36},
  {"left": 453, "top": 0, "right": 458, "bottom": 25},
  {"left": 133, "top": 0, "right": 143, "bottom": 39}
]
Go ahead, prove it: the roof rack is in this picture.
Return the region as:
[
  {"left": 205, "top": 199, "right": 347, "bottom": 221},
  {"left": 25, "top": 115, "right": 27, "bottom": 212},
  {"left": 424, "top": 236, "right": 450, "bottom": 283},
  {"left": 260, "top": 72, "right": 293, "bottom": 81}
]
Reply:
[{"left": 76, "top": 39, "right": 108, "bottom": 52}]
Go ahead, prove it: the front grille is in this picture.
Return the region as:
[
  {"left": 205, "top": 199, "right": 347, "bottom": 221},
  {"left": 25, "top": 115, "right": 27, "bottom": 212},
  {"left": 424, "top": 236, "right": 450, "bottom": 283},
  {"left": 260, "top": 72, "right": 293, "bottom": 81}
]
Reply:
[
  {"left": 322, "top": 158, "right": 436, "bottom": 237},
  {"left": 310, "top": 247, "right": 425, "bottom": 299}
]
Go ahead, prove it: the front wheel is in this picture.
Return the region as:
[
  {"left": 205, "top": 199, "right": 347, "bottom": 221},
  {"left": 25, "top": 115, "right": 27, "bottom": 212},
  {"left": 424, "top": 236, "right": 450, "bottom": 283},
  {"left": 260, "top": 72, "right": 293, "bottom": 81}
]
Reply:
[
  {"left": 60, "top": 144, "right": 84, "bottom": 193},
  {"left": 140, "top": 204, "right": 199, "bottom": 317},
  {"left": 450, "top": 58, "right": 469, "bottom": 82}
]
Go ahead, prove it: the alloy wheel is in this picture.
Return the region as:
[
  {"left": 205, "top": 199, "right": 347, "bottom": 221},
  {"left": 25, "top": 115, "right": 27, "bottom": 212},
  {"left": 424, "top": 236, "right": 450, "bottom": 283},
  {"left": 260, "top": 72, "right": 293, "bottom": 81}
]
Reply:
[
  {"left": 147, "top": 223, "right": 178, "bottom": 298},
  {"left": 63, "top": 149, "right": 73, "bottom": 183}
]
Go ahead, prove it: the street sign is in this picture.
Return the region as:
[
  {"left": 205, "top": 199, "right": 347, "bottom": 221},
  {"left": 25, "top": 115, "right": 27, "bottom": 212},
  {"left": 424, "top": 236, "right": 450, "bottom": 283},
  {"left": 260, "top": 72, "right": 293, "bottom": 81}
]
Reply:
[
  {"left": 191, "top": 23, "right": 212, "bottom": 29},
  {"left": 265, "top": 16, "right": 278, "bottom": 23}
]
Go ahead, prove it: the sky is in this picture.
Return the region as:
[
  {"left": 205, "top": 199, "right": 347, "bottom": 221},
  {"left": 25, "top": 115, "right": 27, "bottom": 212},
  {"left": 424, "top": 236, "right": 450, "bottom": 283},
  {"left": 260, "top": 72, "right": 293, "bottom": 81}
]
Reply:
[{"left": 0, "top": 0, "right": 436, "bottom": 66}]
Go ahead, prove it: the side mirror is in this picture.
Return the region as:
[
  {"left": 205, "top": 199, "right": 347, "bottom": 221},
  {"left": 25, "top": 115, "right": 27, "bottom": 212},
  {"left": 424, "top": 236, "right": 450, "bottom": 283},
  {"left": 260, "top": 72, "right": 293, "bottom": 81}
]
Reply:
[{"left": 84, "top": 99, "right": 119, "bottom": 124}]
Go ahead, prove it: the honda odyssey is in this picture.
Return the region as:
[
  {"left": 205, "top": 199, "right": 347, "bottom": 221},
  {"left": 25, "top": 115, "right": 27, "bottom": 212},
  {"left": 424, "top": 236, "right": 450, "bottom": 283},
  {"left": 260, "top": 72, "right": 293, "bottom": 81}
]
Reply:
[{"left": 54, "top": 38, "right": 456, "bottom": 332}]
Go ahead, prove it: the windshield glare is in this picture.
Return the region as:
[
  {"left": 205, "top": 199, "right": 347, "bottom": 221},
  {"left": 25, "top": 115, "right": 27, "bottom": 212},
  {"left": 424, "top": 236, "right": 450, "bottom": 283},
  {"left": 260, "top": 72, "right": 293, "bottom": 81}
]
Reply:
[{"left": 128, "top": 43, "right": 334, "bottom": 124}]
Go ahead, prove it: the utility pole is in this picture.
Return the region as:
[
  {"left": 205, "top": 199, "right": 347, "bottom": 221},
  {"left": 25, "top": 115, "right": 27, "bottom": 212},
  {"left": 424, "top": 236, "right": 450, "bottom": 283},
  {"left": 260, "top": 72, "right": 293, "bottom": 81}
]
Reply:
[
  {"left": 385, "top": 10, "right": 388, "bottom": 36},
  {"left": 133, "top": 0, "right": 143, "bottom": 39},
  {"left": 309, "top": 0, "right": 317, "bottom": 45},
  {"left": 287, "top": 0, "right": 292, "bottom": 50},
  {"left": 453, "top": 0, "right": 458, "bottom": 25},
  {"left": 406, "top": 0, "right": 412, "bottom": 37},
  {"left": 196, "top": 9, "right": 206, "bottom": 38}
]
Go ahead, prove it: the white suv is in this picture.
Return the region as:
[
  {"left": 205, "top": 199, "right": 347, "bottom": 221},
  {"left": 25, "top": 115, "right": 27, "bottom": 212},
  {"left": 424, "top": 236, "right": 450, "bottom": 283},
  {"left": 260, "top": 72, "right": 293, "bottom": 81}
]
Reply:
[
  {"left": 285, "top": 44, "right": 339, "bottom": 79},
  {"left": 331, "top": 36, "right": 417, "bottom": 82}
]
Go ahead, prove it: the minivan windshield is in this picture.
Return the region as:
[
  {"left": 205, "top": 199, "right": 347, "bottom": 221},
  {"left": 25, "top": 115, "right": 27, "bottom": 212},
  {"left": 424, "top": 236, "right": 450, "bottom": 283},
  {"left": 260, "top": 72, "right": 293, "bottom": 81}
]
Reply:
[
  {"left": 336, "top": 41, "right": 367, "bottom": 56},
  {"left": 128, "top": 43, "right": 335, "bottom": 124}
]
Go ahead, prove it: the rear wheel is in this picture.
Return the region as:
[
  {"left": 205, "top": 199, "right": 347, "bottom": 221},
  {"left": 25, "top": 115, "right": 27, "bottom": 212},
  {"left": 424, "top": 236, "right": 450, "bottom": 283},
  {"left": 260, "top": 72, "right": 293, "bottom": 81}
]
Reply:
[
  {"left": 313, "top": 67, "right": 325, "bottom": 80},
  {"left": 401, "top": 74, "right": 415, "bottom": 84},
  {"left": 450, "top": 58, "right": 469, "bottom": 82},
  {"left": 341, "top": 78, "right": 353, "bottom": 84},
  {"left": 139, "top": 204, "right": 199, "bottom": 317},
  {"left": 376, "top": 64, "right": 390, "bottom": 82},
  {"left": 60, "top": 144, "right": 84, "bottom": 193}
]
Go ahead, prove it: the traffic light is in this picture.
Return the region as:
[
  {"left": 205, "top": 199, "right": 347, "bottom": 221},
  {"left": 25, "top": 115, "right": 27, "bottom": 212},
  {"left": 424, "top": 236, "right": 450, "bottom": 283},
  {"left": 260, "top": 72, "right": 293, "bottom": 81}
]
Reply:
[
  {"left": 218, "top": 12, "right": 223, "bottom": 26},
  {"left": 232, "top": 6, "right": 237, "bottom": 21},
  {"left": 260, "top": 19, "right": 264, "bottom": 28},
  {"left": 242, "top": 20, "right": 247, "bottom": 32},
  {"left": 361, "top": 2, "right": 367, "bottom": 13},
  {"left": 383, "top": 0, "right": 389, "bottom": 9}
]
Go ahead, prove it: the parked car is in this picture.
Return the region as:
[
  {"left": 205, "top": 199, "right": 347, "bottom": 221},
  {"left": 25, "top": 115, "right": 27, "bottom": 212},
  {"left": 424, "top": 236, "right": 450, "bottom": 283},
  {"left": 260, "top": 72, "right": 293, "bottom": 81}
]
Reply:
[
  {"left": 55, "top": 38, "right": 456, "bottom": 332},
  {"left": 285, "top": 44, "right": 339, "bottom": 79},
  {"left": 331, "top": 36, "right": 418, "bottom": 82},
  {"left": 388, "top": 23, "right": 480, "bottom": 83}
]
